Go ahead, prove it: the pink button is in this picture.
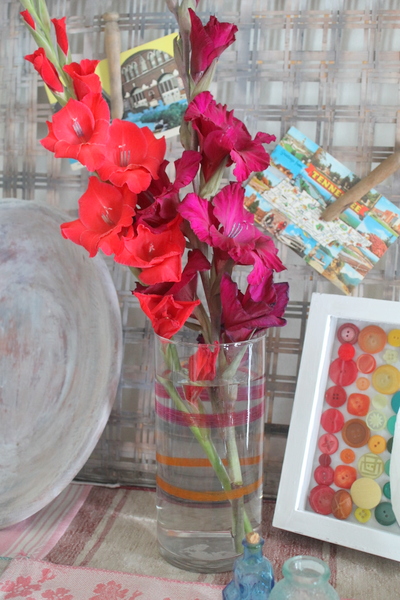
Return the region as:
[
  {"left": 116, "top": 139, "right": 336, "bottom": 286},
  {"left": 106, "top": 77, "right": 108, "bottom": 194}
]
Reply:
[
  {"left": 329, "top": 358, "right": 358, "bottom": 386},
  {"left": 321, "top": 408, "right": 345, "bottom": 433},
  {"left": 318, "top": 433, "right": 339, "bottom": 455},
  {"left": 337, "top": 323, "right": 359, "bottom": 345}
]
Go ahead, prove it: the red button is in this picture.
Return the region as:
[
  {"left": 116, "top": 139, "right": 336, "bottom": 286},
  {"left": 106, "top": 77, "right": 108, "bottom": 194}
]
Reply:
[
  {"left": 334, "top": 465, "right": 357, "bottom": 489},
  {"left": 338, "top": 343, "right": 356, "bottom": 360},
  {"left": 314, "top": 465, "right": 334, "bottom": 485},
  {"left": 337, "top": 323, "right": 359, "bottom": 344},
  {"left": 357, "top": 354, "right": 376, "bottom": 374},
  {"left": 325, "top": 386, "right": 347, "bottom": 408},
  {"left": 321, "top": 408, "right": 345, "bottom": 433},
  {"left": 309, "top": 485, "right": 336, "bottom": 515},
  {"left": 318, "top": 433, "right": 339, "bottom": 454},
  {"left": 319, "top": 454, "right": 332, "bottom": 467},
  {"left": 329, "top": 358, "right": 358, "bottom": 386}
]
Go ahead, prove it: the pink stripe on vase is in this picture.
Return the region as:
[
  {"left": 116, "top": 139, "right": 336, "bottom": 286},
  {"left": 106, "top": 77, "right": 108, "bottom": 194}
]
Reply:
[{"left": 155, "top": 399, "right": 264, "bottom": 428}]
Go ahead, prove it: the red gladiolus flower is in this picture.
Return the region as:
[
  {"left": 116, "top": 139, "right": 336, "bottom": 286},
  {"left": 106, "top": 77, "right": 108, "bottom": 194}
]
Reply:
[
  {"left": 189, "top": 10, "right": 237, "bottom": 82},
  {"left": 185, "top": 342, "right": 220, "bottom": 405},
  {"left": 115, "top": 217, "right": 186, "bottom": 285},
  {"left": 220, "top": 273, "right": 289, "bottom": 342},
  {"left": 134, "top": 293, "right": 200, "bottom": 339},
  {"left": 97, "top": 120, "right": 167, "bottom": 194},
  {"left": 51, "top": 17, "right": 69, "bottom": 55},
  {"left": 25, "top": 48, "right": 63, "bottom": 93},
  {"left": 20, "top": 10, "right": 35, "bottom": 29},
  {"left": 185, "top": 91, "right": 275, "bottom": 182},
  {"left": 41, "top": 92, "right": 110, "bottom": 171},
  {"left": 60, "top": 177, "right": 136, "bottom": 257},
  {"left": 63, "top": 59, "right": 102, "bottom": 99}
]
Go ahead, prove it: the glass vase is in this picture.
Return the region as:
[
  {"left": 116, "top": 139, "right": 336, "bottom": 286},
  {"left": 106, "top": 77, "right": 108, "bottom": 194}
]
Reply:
[
  {"left": 154, "top": 332, "right": 266, "bottom": 573},
  {"left": 269, "top": 556, "right": 340, "bottom": 600}
]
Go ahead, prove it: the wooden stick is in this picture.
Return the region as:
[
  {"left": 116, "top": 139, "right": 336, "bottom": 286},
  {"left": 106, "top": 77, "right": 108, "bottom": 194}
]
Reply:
[
  {"left": 103, "top": 12, "right": 123, "bottom": 120},
  {"left": 320, "top": 152, "right": 400, "bottom": 222}
]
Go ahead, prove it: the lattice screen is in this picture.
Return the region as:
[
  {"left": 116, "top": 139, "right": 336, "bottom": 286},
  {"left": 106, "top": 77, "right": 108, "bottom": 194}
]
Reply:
[{"left": 2, "top": 0, "right": 400, "bottom": 496}]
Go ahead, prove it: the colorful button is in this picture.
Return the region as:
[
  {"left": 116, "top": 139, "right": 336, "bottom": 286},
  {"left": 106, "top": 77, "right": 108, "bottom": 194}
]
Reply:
[
  {"left": 366, "top": 410, "right": 387, "bottom": 431},
  {"left": 342, "top": 418, "right": 370, "bottom": 448},
  {"left": 356, "top": 377, "right": 370, "bottom": 391},
  {"left": 375, "top": 502, "right": 396, "bottom": 526},
  {"left": 347, "top": 393, "right": 369, "bottom": 417},
  {"left": 325, "top": 386, "right": 347, "bottom": 408},
  {"left": 314, "top": 465, "right": 334, "bottom": 486},
  {"left": 321, "top": 408, "right": 345, "bottom": 434},
  {"left": 358, "top": 453, "right": 384, "bottom": 479},
  {"left": 388, "top": 329, "right": 400, "bottom": 347},
  {"left": 319, "top": 453, "right": 332, "bottom": 467},
  {"left": 383, "top": 482, "right": 391, "bottom": 499},
  {"left": 358, "top": 325, "right": 387, "bottom": 354},
  {"left": 391, "top": 391, "right": 400, "bottom": 413},
  {"left": 356, "top": 354, "right": 376, "bottom": 374},
  {"left": 350, "top": 478, "right": 382, "bottom": 509},
  {"left": 318, "top": 433, "right": 339, "bottom": 455},
  {"left": 340, "top": 448, "right": 355, "bottom": 464},
  {"left": 309, "top": 485, "right": 336, "bottom": 515},
  {"left": 333, "top": 465, "right": 357, "bottom": 489},
  {"left": 372, "top": 394, "right": 388, "bottom": 410},
  {"left": 387, "top": 415, "right": 397, "bottom": 435},
  {"left": 337, "top": 323, "right": 359, "bottom": 345},
  {"left": 387, "top": 437, "right": 394, "bottom": 453},
  {"left": 354, "top": 507, "right": 372, "bottom": 523},
  {"left": 372, "top": 365, "right": 400, "bottom": 395},
  {"left": 368, "top": 435, "right": 386, "bottom": 454},
  {"left": 329, "top": 358, "right": 358, "bottom": 387},
  {"left": 338, "top": 343, "right": 355, "bottom": 360},
  {"left": 383, "top": 349, "right": 399, "bottom": 365},
  {"left": 384, "top": 459, "right": 391, "bottom": 476},
  {"left": 331, "top": 490, "right": 353, "bottom": 520}
]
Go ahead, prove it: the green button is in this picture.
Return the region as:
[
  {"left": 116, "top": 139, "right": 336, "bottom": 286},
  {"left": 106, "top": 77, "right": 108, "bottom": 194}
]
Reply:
[
  {"left": 375, "top": 502, "right": 396, "bottom": 526},
  {"left": 391, "top": 391, "right": 400, "bottom": 413},
  {"left": 384, "top": 459, "right": 391, "bottom": 476},
  {"left": 387, "top": 437, "right": 394, "bottom": 453},
  {"left": 383, "top": 482, "right": 391, "bottom": 499},
  {"left": 372, "top": 394, "right": 388, "bottom": 409},
  {"left": 387, "top": 415, "right": 397, "bottom": 435},
  {"left": 358, "top": 453, "right": 384, "bottom": 479}
]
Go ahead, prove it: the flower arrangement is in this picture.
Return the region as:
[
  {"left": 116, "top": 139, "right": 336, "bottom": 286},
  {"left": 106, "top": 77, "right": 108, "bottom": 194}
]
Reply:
[{"left": 21, "top": 0, "right": 289, "bottom": 564}]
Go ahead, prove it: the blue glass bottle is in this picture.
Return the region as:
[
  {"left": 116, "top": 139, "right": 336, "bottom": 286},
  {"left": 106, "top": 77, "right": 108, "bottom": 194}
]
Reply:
[
  {"left": 222, "top": 533, "right": 275, "bottom": 600},
  {"left": 269, "top": 556, "right": 340, "bottom": 599}
]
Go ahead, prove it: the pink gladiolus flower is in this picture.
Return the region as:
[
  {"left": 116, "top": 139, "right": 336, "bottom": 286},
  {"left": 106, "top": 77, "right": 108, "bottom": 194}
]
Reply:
[
  {"left": 60, "top": 177, "right": 136, "bottom": 257},
  {"left": 189, "top": 10, "right": 237, "bottom": 82},
  {"left": 178, "top": 182, "right": 286, "bottom": 280},
  {"left": 185, "top": 91, "right": 275, "bottom": 182},
  {"left": 20, "top": 10, "right": 35, "bottom": 29},
  {"left": 63, "top": 59, "right": 102, "bottom": 99},
  {"left": 25, "top": 48, "right": 63, "bottom": 93},
  {"left": 220, "top": 273, "right": 289, "bottom": 342},
  {"left": 134, "top": 293, "right": 200, "bottom": 339},
  {"left": 114, "top": 217, "right": 186, "bottom": 285},
  {"left": 51, "top": 17, "right": 69, "bottom": 55},
  {"left": 41, "top": 93, "right": 110, "bottom": 171},
  {"left": 96, "top": 120, "right": 166, "bottom": 194}
]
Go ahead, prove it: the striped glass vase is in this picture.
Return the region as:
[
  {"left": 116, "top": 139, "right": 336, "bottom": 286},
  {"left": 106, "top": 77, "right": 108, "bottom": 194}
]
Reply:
[{"left": 154, "top": 332, "right": 266, "bottom": 573}]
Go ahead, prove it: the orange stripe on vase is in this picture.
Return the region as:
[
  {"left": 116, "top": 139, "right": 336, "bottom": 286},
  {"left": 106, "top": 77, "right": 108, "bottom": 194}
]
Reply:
[
  {"left": 156, "top": 453, "right": 262, "bottom": 467},
  {"left": 156, "top": 475, "right": 263, "bottom": 502}
]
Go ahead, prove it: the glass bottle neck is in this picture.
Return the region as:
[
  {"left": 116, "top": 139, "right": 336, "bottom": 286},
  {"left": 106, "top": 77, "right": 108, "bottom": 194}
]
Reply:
[
  {"left": 243, "top": 541, "right": 264, "bottom": 560},
  {"left": 283, "top": 556, "right": 330, "bottom": 586}
]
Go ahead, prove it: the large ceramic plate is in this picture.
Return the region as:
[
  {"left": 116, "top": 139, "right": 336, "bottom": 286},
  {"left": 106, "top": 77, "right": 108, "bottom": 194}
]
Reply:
[{"left": 0, "top": 199, "right": 123, "bottom": 528}]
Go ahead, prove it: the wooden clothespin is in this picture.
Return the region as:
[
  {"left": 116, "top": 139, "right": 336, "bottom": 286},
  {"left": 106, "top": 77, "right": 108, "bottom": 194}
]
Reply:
[
  {"left": 103, "top": 12, "right": 123, "bottom": 120},
  {"left": 320, "top": 152, "right": 400, "bottom": 222}
]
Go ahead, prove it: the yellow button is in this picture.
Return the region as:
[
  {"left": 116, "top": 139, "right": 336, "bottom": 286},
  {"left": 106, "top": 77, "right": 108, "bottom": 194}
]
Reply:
[
  {"left": 372, "top": 394, "right": 388, "bottom": 409},
  {"left": 354, "top": 507, "right": 372, "bottom": 523},
  {"left": 350, "top": 478, "right": 382, "bottom": 509},
  {"left": 372, "top": 365, "right": 400, "bottom": 395},
  {"left": 388, "top": 329, "right": 400, "bottom": 347},
  {"left": 368, "top": 434, "right": 386, "bottom": 454}
]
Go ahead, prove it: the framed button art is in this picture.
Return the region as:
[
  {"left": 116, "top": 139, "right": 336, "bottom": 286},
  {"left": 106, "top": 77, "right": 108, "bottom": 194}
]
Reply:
[{"left": 273, "top": 293, "right": 400, "bottom": 562}]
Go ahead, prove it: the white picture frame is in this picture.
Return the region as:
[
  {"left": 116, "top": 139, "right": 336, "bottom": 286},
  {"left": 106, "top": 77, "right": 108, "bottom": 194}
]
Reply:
[{"left": 273, "top": 293, "right": 400, "bottom": 561}]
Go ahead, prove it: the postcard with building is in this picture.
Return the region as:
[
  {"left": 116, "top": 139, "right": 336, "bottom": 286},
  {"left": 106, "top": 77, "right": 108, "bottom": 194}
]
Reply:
[
  {"left": 245, "top": 126, "right": 400, "bottom": 294},
  {"left": 97, "top": 33, "right": 187, "bottom": 139}
]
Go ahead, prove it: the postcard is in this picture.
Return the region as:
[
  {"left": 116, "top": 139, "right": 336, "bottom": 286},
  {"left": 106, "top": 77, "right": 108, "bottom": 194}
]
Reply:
[{"left": 245, "top": 127, "right": 400, "bottom": 294}]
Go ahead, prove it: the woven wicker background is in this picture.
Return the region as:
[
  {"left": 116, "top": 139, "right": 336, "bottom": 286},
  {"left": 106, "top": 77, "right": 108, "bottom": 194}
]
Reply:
[{"left": 2, "top": 0, "right": 400, "bottom": 497}]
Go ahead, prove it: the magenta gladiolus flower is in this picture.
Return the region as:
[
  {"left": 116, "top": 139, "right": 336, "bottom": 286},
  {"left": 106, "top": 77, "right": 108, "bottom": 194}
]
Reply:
[
  {"left": 184, "top": 91, "right": 275, "bottom": 182},
  {"left": 189, "top": 10, "right": 238, "bottom": 82},
  {"left": 220, "top": 273, "right": 289, "bottom": 342},
  {"left": 178, "top": 182, "right": 285, "bottom": 281}
]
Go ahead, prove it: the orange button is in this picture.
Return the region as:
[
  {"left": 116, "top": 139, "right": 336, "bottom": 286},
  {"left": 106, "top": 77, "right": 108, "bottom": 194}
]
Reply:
[
  {"left": 340, "top": 448, "right": 355, "bottom": 464},
  {"left": 356, "top": 377, "right": 370, "bottom": 391},
  {"left": 358, "top": 325, "right": 387, "bottom": 354},
  {"left": 368, "top": 434, "right": 386, "bottom": 454},
  {"left": 356, "top": 354, "right": 376, "bottom": 374},
  {"left": 372, "top": 365, "right": 400, "bottom": 395}
]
